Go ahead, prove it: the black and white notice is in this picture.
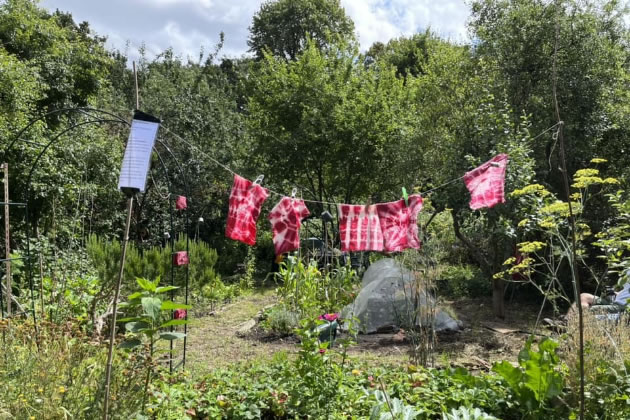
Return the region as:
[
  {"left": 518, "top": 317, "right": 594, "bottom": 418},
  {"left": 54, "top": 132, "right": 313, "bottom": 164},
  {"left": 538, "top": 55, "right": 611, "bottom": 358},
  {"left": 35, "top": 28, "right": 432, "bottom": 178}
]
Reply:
[{"left": 118, "top": 118, "right": 159, "bottom": 192}]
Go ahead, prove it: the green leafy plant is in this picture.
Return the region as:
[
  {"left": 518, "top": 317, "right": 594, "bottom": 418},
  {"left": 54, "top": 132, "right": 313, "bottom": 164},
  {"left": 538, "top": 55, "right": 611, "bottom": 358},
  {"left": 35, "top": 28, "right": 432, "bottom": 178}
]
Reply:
[
  {"left": 275, "top": 257, "right": 358, "bottom": 322},
  {"left": 370, "top": 389, "right": 419, "bottom": 419},
  {"left": 118, "top": 277, "right": 191, "bottom": 409},
  {"left": 442, "top": 406, "right": 498, "bottom": 420},
  {"left": 492, "top": 338, "right": 565, "bottom": 418}
]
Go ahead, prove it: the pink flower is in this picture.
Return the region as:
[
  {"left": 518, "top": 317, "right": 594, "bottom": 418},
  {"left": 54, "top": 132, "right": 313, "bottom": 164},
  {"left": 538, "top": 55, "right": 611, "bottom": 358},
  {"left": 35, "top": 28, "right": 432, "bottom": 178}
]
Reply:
[
  {"left": 174, "top": 309, "right": 187, "bottom": 320},
  {"left": 319, "top": 348, "right": 326, "bottom": 354},
  {"left": 318, "top": 313, "right": 339, "bottom": 322}
]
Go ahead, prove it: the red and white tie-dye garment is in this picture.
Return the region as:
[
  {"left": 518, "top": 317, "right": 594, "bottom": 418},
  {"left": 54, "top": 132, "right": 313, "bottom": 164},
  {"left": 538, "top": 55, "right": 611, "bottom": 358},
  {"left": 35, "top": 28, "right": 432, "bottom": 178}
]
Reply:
[
  {"left": 375, "top": 194, "right": 423, "bottom": 252},
  {"left": 338, "top": 204, "right": 384, "bottom": 252},
  {"left": 268, "top": 197, "right": 310, "bottom": 255},
  {"left": 463, "top": 154, "right": 509, "bottom": 210},
  {"left": 225, "top": 174, "right": 269, "bottom": 246}
]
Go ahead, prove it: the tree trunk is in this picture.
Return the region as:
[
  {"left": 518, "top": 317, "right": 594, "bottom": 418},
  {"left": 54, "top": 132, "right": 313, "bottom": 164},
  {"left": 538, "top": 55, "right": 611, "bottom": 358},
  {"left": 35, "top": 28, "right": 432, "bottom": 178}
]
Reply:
[{"left": 451, "top": 211, "right": 505, "bottom": 319}]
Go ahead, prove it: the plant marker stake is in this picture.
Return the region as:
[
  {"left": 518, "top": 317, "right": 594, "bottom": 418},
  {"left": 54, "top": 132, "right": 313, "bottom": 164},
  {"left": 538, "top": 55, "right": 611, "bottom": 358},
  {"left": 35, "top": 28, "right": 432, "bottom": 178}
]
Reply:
[{"left": 103, "top": 195, "right": 134, "bottom": 420}]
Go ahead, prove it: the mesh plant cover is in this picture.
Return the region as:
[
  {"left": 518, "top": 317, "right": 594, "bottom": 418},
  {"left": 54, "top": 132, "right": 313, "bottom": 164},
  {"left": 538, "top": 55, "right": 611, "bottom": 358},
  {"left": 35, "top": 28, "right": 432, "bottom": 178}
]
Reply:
[{"left": 342, "top": 259, "right": 461, "bottom": 333}]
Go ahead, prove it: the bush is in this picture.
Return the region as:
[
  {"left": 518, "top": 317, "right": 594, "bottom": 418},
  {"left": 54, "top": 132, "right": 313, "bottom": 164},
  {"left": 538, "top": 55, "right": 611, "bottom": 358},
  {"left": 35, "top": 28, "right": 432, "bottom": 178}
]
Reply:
[
  {"left": 438, "top": 264, "right": 491, "bottom": 298},
  {"left": 262, "top": 306, "right": 300, "bottom": 335},
  {"left": 86, "top": 234, "right": 228, "bottom": 321}
]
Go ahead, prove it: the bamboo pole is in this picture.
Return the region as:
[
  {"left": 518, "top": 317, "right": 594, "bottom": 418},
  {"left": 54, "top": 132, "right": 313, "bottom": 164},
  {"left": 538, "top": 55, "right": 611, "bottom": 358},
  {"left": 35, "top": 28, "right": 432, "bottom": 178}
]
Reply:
[
  {"left": 103, "top": 58, "right": 143, "bottom": 420},
  {"left": 102, "top": 196, "right": 134, "bottom": 419},
  {"left": 3, "top": 163, "right": 11, "bottom": 316}
]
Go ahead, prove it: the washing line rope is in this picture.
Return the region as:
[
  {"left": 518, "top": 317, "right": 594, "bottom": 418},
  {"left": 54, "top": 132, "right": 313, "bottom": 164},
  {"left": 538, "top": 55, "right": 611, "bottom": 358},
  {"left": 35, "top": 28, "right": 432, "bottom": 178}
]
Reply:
[{"left": 161, "top": 121, "right": 562, "bottom": 206}]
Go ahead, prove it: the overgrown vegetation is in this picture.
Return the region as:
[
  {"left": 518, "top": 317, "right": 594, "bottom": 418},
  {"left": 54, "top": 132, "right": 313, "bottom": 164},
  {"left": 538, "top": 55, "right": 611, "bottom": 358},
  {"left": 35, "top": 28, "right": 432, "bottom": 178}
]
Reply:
[{"left": 1, "top": 0, "right": 630, "bottom": 418}]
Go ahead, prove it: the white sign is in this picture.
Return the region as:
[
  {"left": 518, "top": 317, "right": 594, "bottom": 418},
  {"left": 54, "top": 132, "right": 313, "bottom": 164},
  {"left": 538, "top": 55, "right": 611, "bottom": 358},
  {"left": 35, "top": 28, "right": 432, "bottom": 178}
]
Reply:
[{"left": 118, "top": 117, "right": 160, "bottom": 193}]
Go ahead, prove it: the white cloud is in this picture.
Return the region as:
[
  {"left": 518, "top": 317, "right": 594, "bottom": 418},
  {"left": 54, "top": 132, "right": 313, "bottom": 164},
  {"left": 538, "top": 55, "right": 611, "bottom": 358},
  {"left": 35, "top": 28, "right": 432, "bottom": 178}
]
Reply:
[
  {"left": 39, "top": 0, "right": 470, "bottom": 62},
  {"left": 341, "top": 0, "right": 470, "bottom": 48}
]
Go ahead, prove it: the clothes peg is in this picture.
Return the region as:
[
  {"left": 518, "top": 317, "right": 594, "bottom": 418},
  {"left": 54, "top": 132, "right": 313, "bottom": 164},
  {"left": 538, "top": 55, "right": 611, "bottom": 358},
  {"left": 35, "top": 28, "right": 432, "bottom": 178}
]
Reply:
[
  {"left": 291, "top": 188, "right": 297, "bottom": 199},
  {"left": 402, "top": 187, "right": 409, "bottom": 207},
  {"left": 253, "top": 175, "right": 264, "bottom": 185}
]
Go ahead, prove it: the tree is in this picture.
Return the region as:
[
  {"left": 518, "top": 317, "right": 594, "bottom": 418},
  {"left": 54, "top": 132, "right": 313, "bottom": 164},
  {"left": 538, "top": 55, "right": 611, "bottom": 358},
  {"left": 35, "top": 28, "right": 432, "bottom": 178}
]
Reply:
[
  {"left": 0, "top": 0, "right": 122, "bottom": 252},
  {"left": 364, "top": 31, "right": 436, "bottom": 79},
  {"left": 469, "top": 0, "right": 630, "bottom": 187},
  {"left": 247, "top": 41, "right": 415, "bottom": 213},
  {"left": 248, "top": 0, "right": 355, "bottom": 60}
]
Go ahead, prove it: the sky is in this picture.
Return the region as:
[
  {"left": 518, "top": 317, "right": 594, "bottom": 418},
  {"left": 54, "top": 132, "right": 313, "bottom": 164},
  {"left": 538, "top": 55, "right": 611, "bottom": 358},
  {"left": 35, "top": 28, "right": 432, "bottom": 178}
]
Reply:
[{"left": 39, "top": 0, "right": 471, "bottom": 62}]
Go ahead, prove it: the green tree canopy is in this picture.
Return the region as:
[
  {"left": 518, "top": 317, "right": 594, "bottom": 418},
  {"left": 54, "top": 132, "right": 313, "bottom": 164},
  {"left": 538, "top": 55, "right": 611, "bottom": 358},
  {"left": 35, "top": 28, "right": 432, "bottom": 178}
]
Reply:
[{"left": 248, "top": 0, "right": 355, "bottom": 60}]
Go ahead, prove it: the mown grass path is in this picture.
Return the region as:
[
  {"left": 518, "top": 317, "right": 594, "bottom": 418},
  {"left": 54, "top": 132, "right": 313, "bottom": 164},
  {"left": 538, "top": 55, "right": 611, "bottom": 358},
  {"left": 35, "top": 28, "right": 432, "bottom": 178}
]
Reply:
[{"left": 185, "top": 288, "right": 295, "bottom": 376}]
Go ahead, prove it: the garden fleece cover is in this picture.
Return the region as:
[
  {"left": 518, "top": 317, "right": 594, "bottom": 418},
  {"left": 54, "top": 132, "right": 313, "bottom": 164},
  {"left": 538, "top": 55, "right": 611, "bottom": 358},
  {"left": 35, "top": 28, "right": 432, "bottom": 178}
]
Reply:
[{"left": 342, "top": 258, "right": 461, "bottom": 333}]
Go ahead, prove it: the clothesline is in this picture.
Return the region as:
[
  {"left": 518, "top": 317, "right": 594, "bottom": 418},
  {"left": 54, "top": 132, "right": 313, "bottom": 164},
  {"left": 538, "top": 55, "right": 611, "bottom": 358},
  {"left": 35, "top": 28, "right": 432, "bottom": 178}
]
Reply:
[{"left": 161, "top": 121, "right": 561, "bottom": 207}]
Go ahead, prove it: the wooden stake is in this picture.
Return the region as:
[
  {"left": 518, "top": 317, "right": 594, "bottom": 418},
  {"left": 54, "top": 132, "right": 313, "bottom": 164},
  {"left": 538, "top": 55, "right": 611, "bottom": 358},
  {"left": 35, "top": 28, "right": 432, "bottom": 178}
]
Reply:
[
  {"left": 133, "top": 61, "right": 139, "bottom": 110},
  {"left": 3, "top": 163, "right": 11, "bottom": 316},
  {"left": 102, "top": 196, "right": 133, "bottom": 420},
  {"left": 36, "top": 225, "right": 44, "bottom": 316}
]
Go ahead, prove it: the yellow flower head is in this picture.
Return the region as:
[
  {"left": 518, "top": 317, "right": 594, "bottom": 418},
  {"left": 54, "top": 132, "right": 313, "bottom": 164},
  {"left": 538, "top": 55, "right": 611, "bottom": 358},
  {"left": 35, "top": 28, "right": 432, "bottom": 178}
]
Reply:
[
  {"left": 518, "top": 241, "right": 546, "bottom": 253},
  {"left": 511, "top": 184, "right": 550, "bottom": 198}
]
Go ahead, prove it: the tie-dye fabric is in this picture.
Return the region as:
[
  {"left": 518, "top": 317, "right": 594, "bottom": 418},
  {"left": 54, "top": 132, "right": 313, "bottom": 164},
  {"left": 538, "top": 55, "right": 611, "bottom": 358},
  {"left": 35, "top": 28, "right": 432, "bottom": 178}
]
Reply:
[
  {"left": 268, "top": 197, "right": 310, "bottom": 255},
  {"left": 225, "top": 174, "right": 269, "bottom": 246},
  {"left": 375, "top": 194, "right": 423, "bottom": 252},
  {"left": 463, "top": 154, "right": 509, "bottom": 210},
  {"left": 338, "top": 204, "right": 384, "bottom": 252},
  {"left": 175, "top": 195, "right": 187, "bottom": 210}
]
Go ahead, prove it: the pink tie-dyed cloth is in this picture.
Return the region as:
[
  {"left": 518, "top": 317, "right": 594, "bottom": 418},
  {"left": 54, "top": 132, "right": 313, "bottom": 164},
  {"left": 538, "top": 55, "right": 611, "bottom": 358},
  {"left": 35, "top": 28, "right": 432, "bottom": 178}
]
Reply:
[
  {"left": 225, "top": 174, "right": 269, "bottom": 246},
  {"left": 338, "top": 204, "right": 384, "bottom": 252},
  {"left": 175, "top": 195, "right": 187, "bottom": 210},
  {"left": 268, "top": 197, "right": 310, "bottom": 255},
  {"left": 463, "top": 154, "right": 509, "bottom": 210},
  {"left": 375, "top": 194, "right": 423, "bottom": 252}
]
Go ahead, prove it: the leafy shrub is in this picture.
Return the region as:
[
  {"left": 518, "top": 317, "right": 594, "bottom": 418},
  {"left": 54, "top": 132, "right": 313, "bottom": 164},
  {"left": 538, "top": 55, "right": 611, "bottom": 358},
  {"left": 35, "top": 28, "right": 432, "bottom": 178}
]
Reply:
[
  {"left": 438, "top": 264, "right": 490, "bottom": 298},
  {"left": 492, "top": 338, "right": 565, "bottom": 419},
  {"left": 262, "top": 306, "right": 300, "bottom": 335}
]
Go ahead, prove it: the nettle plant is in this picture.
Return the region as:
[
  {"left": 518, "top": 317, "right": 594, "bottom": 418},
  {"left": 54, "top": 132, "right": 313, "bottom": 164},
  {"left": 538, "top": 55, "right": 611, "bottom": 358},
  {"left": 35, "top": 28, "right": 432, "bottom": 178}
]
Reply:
[{"left": 495, "top": 159, "right": 620, "bottom": 310}]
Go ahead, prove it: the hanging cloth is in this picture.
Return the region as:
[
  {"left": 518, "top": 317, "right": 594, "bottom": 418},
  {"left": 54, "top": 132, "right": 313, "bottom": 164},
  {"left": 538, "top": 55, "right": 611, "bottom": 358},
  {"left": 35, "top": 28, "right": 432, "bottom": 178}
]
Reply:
[
  {"left": 268, "top": 196, "right": 310, "bottom": 255},
  {"left": 375, "top": 194, "right": 423, "bottom": 252},
  {"left": 338, "top": 204, "right": 384, "bottom": 252},
  {"left": 175, "top": 195, "right": 187, "bottom": 210},
  {"left": 463, "top": 154, "right": 509, "bottom": 210},
  {"left": 225, "top": 174, "right": 269, "bottom": 246}
]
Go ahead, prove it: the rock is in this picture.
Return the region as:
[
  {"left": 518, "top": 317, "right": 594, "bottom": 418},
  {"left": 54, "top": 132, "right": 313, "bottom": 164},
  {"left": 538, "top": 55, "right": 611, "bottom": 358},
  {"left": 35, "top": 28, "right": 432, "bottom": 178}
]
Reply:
[{"left": 237, "top": 319, "right": 256, "bottom": 336}]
